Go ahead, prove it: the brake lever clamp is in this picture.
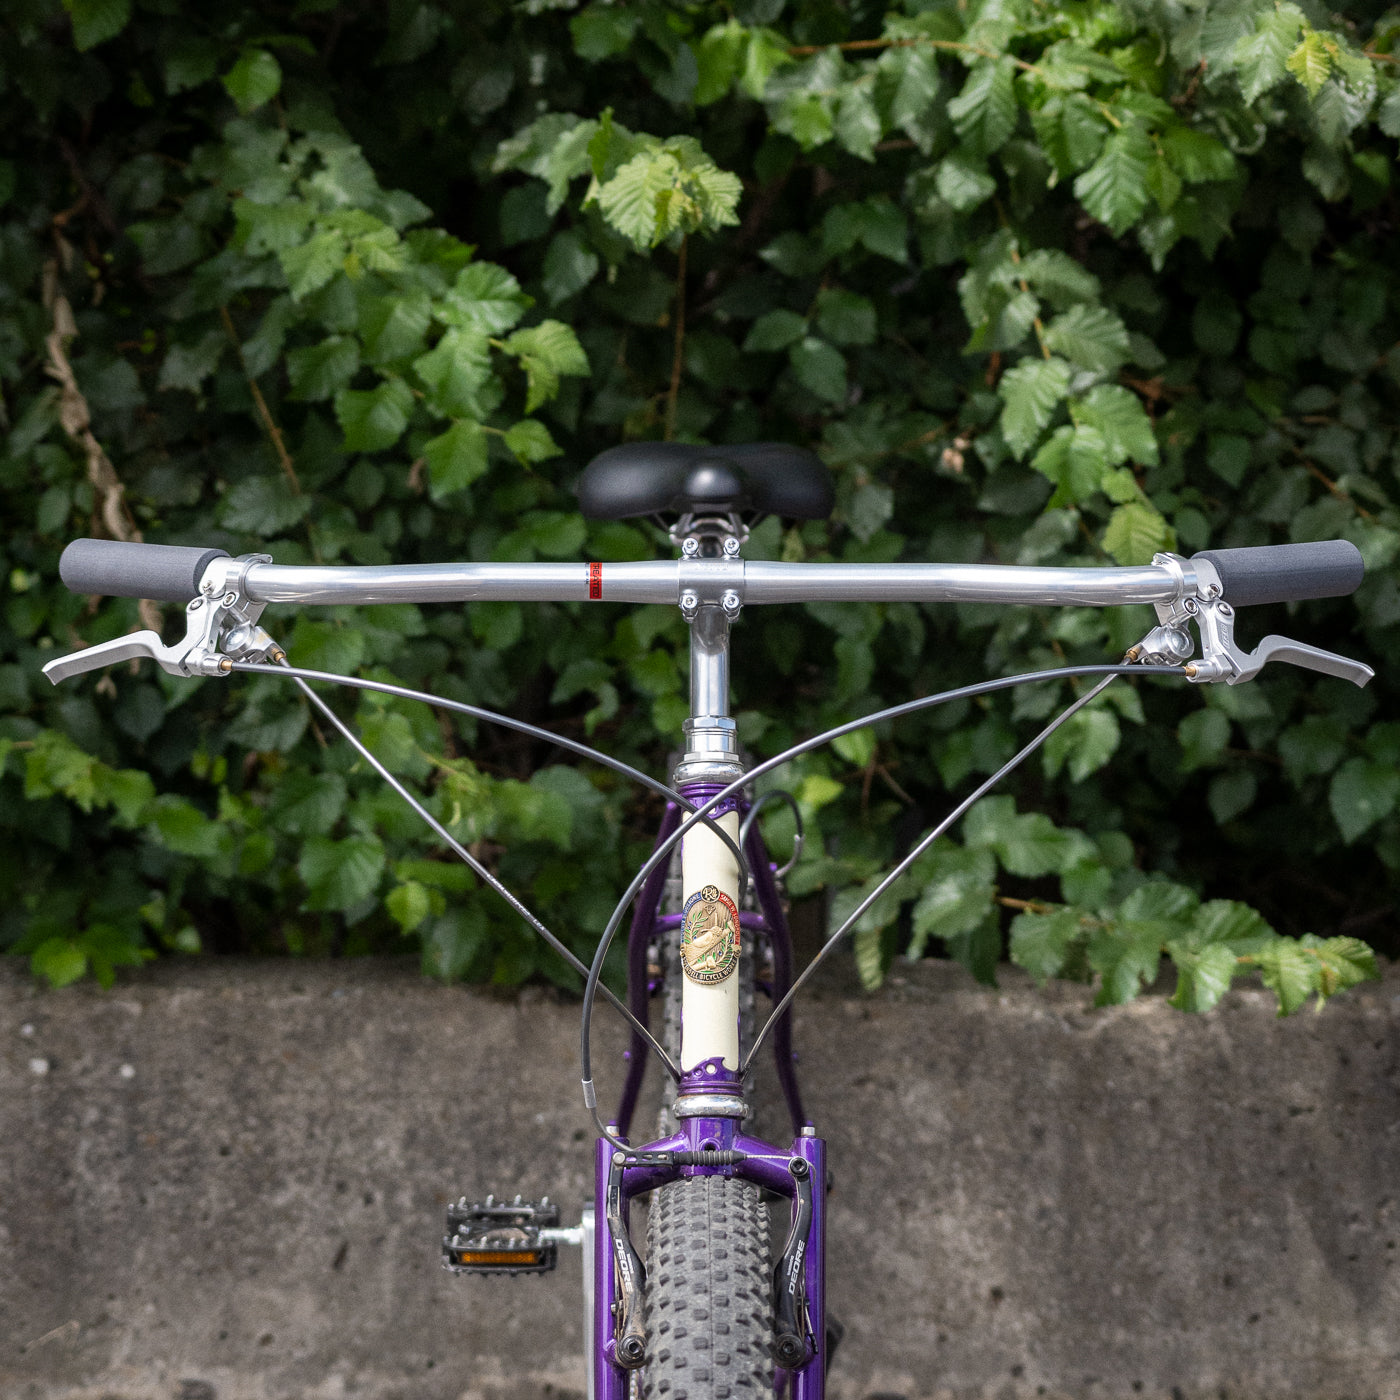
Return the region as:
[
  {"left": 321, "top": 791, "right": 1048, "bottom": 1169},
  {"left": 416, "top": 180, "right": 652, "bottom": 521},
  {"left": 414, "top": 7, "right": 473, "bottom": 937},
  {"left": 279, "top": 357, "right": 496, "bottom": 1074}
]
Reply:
[
  {"left": 1125, "top": 552, "right": 1373, "bottom": 689},
  {"left": 42, "top": 553, "right": 283, "bottom": 686}
]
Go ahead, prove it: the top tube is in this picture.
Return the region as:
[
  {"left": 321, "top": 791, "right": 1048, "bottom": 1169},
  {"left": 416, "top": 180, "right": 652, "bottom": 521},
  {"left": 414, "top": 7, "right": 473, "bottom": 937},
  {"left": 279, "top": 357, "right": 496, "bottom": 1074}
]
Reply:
[{"left": 208, "top": 557, "right": 1196, "bottom": 610}]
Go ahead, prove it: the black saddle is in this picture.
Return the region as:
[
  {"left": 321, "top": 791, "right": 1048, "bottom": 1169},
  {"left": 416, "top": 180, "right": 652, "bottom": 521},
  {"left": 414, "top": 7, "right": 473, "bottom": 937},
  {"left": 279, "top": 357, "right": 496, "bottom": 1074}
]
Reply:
[{"left": 577, "top": 442, "right": 833, "bottom": 521}]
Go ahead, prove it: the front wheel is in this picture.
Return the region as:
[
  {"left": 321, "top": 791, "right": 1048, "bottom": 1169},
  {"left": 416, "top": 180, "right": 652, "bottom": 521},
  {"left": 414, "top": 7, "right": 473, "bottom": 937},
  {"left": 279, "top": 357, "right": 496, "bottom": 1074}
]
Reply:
[{"left": 642, "top": 1174, "right": 772, "bottom": 1398}]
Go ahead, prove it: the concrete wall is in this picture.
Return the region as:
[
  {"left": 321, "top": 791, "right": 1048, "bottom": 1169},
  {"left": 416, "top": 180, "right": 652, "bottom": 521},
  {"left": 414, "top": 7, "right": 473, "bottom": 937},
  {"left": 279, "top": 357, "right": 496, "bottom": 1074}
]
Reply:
[{"left": 3, "top": 956, "right": 1399, "bottom": 1400}]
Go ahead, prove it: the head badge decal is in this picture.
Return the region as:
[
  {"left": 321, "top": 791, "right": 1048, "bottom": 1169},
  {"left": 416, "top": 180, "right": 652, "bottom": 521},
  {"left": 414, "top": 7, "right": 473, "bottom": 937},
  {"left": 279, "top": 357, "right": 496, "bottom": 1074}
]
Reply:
[{"left": 680, "top": 883, "right": 739, "bottom": 985}]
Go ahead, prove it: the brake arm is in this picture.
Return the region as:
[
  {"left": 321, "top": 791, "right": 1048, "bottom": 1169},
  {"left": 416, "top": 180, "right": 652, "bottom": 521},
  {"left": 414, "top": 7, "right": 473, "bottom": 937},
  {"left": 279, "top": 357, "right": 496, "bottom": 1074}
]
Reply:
[
  {"left": 604, "top": 1152, "right": 648, "bottom": 1370},
  {"left": 772, "top": 1156, "right": 814, "bottom": 1370}
]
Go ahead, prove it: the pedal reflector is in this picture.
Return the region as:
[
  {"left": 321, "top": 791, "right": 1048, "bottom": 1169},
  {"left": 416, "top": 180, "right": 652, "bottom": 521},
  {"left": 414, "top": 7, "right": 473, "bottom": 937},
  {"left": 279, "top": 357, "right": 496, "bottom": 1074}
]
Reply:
[{"left": 443, "top": 1195, "right": 560, "bottom": 1276}]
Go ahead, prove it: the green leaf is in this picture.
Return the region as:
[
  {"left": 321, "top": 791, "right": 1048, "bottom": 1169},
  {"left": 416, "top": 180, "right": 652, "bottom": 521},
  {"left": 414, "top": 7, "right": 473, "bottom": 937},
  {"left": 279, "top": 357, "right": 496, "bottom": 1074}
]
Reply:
[
  {"left": 1032, "top": 424, "right": 1111, "bottom": 505},
  {"left": 220, "top": 474, "right": 312, "bottom": 535},
  {"left": 773, "top": 94, "right": 834, "bottom": 151},
  {"left": 948, "top": 58, "right": 1018, "bottom": 157},
  {"left": 1329, "top": 756, "right": 1400, "bottom": 843},
  {"left": 222, "top": 49, "right": 283, "bottom": 114},
  {"left": 280, "top": 231, "right": 346, "bottom": 300},
  {"left": 1250, "top": 939, "right": 1316, "bottom": 1015},
  {"left": 909, "top": 844, "right": 996, "bottom": 956},
  {"left": 1191, "top": 899, "right": 1275, "bottom": 950},
  {"left": 423, "top": 420, "right": 490, "bottom": 499},
  {"left": 571, "top": 4, "right": 638, "bottom": 61},
  {"left": 1042, "top": 304, "right": 1131, "bottom": 374},
  {"left": 1019, "top": 248, "right": 1099, "bottom": 308},
  {"left": 1286, "top": 30, "right": 1332, "bottom": 99},
  {"left": 1090, "top": 881, "right": 1196, "bottom": 1005},
  {"left": 1208, "top": 769, "right": 1257, "bottom": 825},
  {"left": 1071, "top": 384, "right": 1158, "bottom": 465},
  {"left": 289, "top": 618, "right": 367, "bottom": 674},
  {"left": 503, "top": 419, "right": 562, "bottom": 465},
  {"left": 287, "top": 336, "right": 360, "bottom": 401},
  {"left": 834, "top": 85, "right": 883, "bottom": 162},
  {"left": 744, "top": 309, "right": 807, "bottom": 352},
  {"left": 1042, "top": 705, "right": 1120, "bottom": 783},
  {"left": 789, "top": 336, "right": 847, "bottom": 404},
  {"left": 63, "top": 0, "right": 130, "bottom": 51},
  {"left": 852, "top": 922, "right": 886, "bottom": 991},
  {"left": 386, "top": 880, "right": 433, "bottom": 935},
  {"left": 1074, "top": 124, "right": 1154, "bottom": 236},
  {"left": 503, "top": 320, "right": 590, "bottom": 413},
  {"left": 422, "top": 906, "right": 490, "bottom": 982},
  {"left": 1160, "top": 126, "right": 1236, "bottom": 184},
  {"left": 299, "top": 834, "right": 386, "bottom": 911},
  {"left": 814, "top": 289, "right": 876, "bottom": 346},
  {"left": 1178, "top": 707, "right": 1229, "bottom": 772},
  {"left": 152, "top": 799, "right": 225, "bottom": 858},
  {"left": 413, "top": 328, "right": 495, "bottom": 418},
  {"left": 441, "top": 263, "right": 531, "bottom": 336},
  {"left": 1379, "top": 86, "right": 1400, "bottom": 139},
  {"left": 999, "top": 356, "right": 1073, "bottom": 457},
  {"left": 1102, "top": 500, "right": 1173, "bottom": 564},
  {"left": 1299, "top": 934, "right": 1379, "bottom": 1006},
  {"left": 935, "top": 152, "right": 998, "bottom": 213},
  {"left": 592, "top": 139, "right": 742, "bottom": 248},
  {"left": 541, "top": 230, "right": 600, "bottom": 305},
  {"left": 965, "top": 796, "right": 1095, "bottom": 877},
  {"left": 359, "top": 292, "right": 432, "bottom": 364},
  {"left": 1166, "top": 942, "right": 1238, "bottom": 1012},
  {"left": 1011, "top": 906, "right": 1084, "bottom": 984},
  {"left": 824, "top": 198, "right": 907, "bottom": 263},
  {"left": 1232, "top": 5, "right": 1305, "bottom": 102},
  {"left": 31, "top": 937, "right": 88, "bottom": 988},
  {"left": 158, "top": 330, "right": 227, "bottom": 393},
  {"left": 880, "top": 42, "right": 941, "bottom": 151},
  {"left": 1030, "top": 94, "right": 1108, "bottom": 176},
  {"left": 334, "top": 378, "right": 413, "bottom": 452},
  {"left": 693, "top": 21, "right": 744, "bottom": 104},
  {"left": 269, "top": 772, "right": 347, "bottom": 837}
]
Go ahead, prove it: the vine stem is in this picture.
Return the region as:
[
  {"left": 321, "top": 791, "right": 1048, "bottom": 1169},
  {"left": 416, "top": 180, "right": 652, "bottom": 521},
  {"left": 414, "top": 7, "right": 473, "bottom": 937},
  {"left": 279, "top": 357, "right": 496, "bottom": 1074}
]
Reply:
[
  {"left": 664, "top": 233, "right": 688, "bottom": 442},
  {"left": 219, "top": 305, "right": 301, "bottom": 494}
]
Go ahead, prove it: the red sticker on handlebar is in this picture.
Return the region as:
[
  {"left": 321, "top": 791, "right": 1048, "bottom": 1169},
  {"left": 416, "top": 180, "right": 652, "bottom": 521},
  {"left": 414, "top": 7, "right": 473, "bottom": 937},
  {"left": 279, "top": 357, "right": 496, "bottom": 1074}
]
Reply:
[{"left": 588, "top": 562, "right": 602, "bottom": 600}]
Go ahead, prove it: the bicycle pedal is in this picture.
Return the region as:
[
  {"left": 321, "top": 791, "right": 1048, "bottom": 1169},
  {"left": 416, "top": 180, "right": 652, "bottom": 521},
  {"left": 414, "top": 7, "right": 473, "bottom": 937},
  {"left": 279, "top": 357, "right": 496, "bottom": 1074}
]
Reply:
[{"left": 443, "top": 1194, "right": 561, "bottom": 1275}]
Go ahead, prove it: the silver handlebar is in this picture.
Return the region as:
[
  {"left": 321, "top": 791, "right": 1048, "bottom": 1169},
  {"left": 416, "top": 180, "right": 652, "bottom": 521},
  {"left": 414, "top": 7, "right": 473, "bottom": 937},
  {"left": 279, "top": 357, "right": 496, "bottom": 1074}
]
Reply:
[
  {"left": 41, "top": 550, "right": 1371, "bottom": 689},
  {"left": 207, "top": 556, "right": 1195, "bottom": 608}
]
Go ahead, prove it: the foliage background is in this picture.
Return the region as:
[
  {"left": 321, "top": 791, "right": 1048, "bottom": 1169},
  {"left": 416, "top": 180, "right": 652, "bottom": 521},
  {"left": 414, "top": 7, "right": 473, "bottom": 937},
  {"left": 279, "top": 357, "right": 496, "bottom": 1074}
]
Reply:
[{"left": 0, "top": 0, "right": 1395, "bottom": 1014}]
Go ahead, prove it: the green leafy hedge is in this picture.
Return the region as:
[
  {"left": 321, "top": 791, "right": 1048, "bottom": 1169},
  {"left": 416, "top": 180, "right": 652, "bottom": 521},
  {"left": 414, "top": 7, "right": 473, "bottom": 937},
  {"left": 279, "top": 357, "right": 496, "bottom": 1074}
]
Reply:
[{"left": 1, "top": 0, "right": 1395, "bottom": 1016}]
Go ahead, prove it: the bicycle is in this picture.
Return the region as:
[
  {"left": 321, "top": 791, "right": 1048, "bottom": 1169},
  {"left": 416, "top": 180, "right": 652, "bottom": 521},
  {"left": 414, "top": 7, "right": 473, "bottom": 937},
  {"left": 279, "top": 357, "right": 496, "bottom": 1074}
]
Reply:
[{"left": 43, "top": 441, "right": 1372, "bottom": 1399}]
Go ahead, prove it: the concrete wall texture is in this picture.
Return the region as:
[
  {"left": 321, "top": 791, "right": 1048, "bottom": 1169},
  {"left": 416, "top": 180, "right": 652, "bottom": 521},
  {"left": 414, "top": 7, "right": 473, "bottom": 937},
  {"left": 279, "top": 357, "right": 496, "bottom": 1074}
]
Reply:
[{"left": 3, "top": 955, "right": 1400, "bottom": 1400}]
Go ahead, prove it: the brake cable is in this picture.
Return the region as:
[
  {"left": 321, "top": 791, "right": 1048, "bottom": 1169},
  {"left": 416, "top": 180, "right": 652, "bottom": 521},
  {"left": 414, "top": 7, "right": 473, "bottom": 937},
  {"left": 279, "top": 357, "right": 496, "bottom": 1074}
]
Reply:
[
  {"left": 578, "top": 661, "right": 1187, "bottom": 1134},
  {"left": 274, "top": 662, "right": 682, "bottom": 1081}
]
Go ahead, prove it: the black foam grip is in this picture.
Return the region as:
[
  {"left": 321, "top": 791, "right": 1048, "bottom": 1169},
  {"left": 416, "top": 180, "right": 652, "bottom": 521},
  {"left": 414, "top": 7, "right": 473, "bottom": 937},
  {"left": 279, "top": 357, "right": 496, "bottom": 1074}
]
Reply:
[
  {"left": 1192, "top": 541, "right": 1364, "bottom": 607},
  {"left": 59, "top": 538, "right": 230, "bottom": 603}
]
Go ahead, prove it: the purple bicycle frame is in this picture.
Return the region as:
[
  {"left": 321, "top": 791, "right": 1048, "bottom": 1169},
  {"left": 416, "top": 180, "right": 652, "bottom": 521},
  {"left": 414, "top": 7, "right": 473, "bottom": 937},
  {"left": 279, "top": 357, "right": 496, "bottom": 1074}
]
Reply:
[{"left": 591, "top": 779, "right": 827, "bottom": 1398}]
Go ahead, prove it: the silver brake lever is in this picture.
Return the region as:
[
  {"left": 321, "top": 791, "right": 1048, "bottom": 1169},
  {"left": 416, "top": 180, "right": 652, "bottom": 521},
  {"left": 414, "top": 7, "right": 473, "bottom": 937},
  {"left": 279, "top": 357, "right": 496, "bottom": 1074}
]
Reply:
[
  {"left": 1130, "top": 554, "right": 1372, "bottom": 688},
  {"left": 1181, "top": 595, "right": 1372, "bottom": 687},
  {"left": 43, "top": 559, "right": 282, "bottom": 686},
  {"left": 42, "top": 628, "right": 194, "bottom": 684}
]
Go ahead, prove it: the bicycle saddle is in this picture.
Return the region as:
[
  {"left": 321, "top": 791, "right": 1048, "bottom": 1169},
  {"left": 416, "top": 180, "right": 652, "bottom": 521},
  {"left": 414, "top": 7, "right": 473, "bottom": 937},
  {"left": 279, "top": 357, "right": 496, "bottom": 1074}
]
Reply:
[{"left": 576, "top": 442, "right": 834, "bottom": 521}]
